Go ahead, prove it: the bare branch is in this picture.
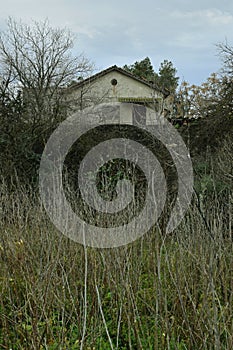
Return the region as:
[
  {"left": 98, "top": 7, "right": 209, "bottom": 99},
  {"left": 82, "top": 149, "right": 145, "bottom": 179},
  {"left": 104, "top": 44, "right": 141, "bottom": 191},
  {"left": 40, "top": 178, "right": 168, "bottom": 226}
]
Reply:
[{"left": 0, "top": 17, "right": 93, "bottom": 121}]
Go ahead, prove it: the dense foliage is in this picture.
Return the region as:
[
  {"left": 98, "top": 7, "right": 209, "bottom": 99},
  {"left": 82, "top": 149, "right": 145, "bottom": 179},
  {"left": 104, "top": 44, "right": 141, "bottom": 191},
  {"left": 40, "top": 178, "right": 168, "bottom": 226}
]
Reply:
[{"left": 123, "top": 57, "right": 179, "bottom": 93}]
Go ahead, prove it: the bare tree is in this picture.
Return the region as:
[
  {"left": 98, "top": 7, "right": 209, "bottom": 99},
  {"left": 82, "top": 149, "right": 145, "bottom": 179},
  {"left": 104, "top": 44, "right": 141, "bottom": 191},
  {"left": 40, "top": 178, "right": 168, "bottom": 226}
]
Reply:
[
  {"left": 217, "top": 40, "right": 233, "bottom": 76},
  {"left": 0, "top": 17, "right": 93, "bottom": 184},
  {"left": 0, "top": 17, "right": 93, "bottom": 123}
]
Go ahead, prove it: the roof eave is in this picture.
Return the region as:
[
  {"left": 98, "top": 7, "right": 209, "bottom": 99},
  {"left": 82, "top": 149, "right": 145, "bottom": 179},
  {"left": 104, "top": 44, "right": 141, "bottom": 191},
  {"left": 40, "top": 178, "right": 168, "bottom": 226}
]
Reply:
[{"left": 68, "top": 65, "right": 169, "bottom": 96}]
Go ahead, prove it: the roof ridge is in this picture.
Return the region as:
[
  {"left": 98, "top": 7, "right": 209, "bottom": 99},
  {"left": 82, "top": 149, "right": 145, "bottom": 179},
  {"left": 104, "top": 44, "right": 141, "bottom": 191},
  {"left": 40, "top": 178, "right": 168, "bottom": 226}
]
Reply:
[{"left": 68, "top": 65, "right": 169, "bottom": 96}]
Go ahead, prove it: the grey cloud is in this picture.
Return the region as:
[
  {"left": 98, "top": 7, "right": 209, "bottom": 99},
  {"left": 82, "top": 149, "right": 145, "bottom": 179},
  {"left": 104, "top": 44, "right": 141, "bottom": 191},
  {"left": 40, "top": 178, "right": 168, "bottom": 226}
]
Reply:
[{"left": 0, "top": 0, "right": 233, "bottom": 84}]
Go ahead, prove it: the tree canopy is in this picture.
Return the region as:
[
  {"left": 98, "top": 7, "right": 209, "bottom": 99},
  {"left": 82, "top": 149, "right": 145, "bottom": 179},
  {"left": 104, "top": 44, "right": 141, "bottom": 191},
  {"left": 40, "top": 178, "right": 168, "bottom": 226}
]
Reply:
[
  {"left": 123, "top": 57, "right": 157, "bottom": 82},
  {"left": 123, "top": 57, "right": 179, "bottom": 93}
]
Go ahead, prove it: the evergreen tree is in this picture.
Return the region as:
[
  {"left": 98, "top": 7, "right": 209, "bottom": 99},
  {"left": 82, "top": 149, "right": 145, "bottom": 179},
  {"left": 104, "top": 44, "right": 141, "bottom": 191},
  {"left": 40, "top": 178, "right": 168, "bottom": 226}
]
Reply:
[
  {"left": 123, "top": 57, "right": 158, "bottom": 82},
  {"left": 158, "top": 59, "right": 179, "bottom": 93},
  {"left": 123, "top": 57, "right": 179, "bottom": 93}
]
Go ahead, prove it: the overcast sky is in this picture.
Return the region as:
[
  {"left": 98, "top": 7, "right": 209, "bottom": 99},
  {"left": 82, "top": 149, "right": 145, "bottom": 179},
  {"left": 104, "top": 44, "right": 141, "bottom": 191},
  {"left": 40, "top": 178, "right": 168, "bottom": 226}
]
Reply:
[{"left": 0, "top": 0, "right": 233, "bottom": 85}]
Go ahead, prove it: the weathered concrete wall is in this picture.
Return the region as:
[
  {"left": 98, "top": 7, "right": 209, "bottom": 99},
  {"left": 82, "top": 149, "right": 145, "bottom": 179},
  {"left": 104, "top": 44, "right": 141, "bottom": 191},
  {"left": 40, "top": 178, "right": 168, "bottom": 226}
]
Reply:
[
  {"left": 68, "top": 70, "right": 163, "bottom": 110},
  {"left": 66, "top": 70, "right": 168, "bottom": 125}
]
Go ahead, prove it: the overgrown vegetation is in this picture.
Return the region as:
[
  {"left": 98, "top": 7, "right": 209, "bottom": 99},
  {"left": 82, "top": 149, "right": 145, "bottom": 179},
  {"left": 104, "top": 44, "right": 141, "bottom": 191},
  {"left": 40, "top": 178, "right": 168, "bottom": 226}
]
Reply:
[
  {"left": 1, "top": 132, "right": 233, "bottom": 348},
  {"left": 0, "top": 157, "right": 232, "bottom": 349},
  {"left": 0, "top": 17, "right": 233, "bottom": 350}
]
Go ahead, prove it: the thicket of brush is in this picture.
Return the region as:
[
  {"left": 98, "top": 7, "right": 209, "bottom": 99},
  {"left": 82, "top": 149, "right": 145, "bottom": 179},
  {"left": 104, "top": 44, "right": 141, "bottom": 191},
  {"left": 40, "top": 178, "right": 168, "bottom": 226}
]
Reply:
[{"left": 0, "top": 134, "right": 232, "bottom": 350}]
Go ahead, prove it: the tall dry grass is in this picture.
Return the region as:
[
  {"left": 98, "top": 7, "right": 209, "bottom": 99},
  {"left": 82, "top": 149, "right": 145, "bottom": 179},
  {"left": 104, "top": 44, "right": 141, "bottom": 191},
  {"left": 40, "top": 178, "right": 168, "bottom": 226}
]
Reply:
[{"left": 0, "top": 174, "right": 232, "bottom": 350}]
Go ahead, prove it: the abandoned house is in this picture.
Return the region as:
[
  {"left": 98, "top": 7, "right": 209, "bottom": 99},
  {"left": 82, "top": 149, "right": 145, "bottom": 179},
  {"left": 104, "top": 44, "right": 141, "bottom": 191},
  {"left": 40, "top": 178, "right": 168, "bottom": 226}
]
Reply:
[{"left": 66, "top": 65, "right": 172, "bottom": 125}]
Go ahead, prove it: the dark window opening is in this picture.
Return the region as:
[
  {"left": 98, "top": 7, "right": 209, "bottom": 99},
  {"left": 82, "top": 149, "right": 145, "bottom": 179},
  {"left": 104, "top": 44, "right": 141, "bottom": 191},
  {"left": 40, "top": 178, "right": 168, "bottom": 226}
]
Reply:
[{"left": 111, "top": 78, "right": 118, "bottom": 86}]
